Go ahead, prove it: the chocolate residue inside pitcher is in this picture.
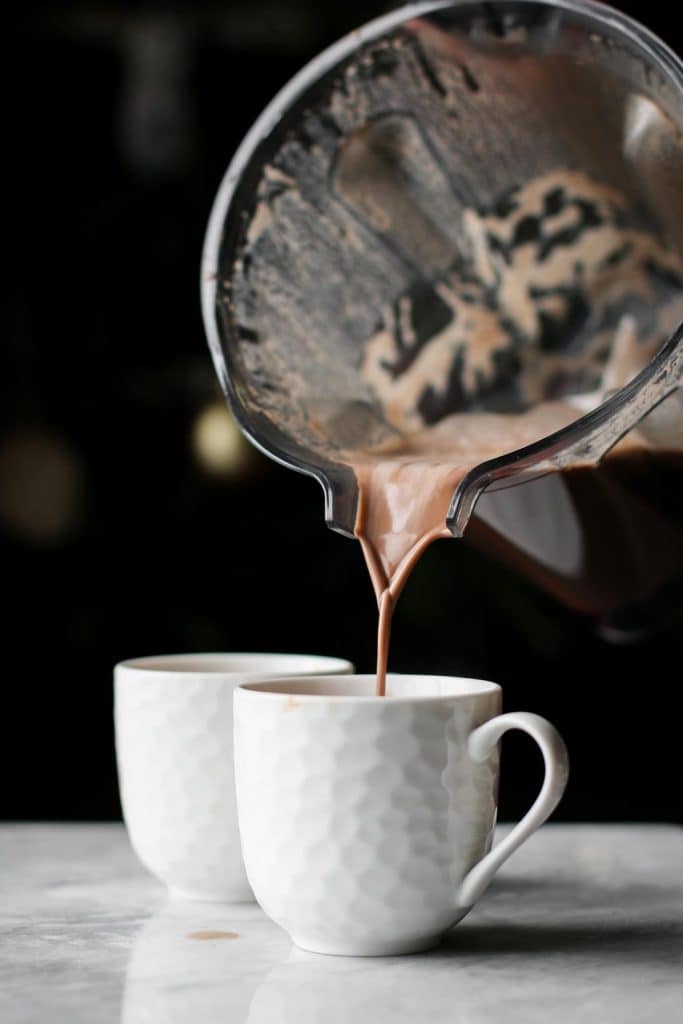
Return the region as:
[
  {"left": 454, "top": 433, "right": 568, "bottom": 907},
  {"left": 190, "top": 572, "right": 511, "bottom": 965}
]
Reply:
[
  {"left": 217, "top": 12, "right": 683, "bottom": 691},
  {"left": 223, "top": 17, "right": 682, "bottom": 456}
]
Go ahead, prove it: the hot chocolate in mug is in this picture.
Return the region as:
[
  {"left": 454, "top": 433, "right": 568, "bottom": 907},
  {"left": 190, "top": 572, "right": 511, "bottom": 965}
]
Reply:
[{"left": 234, "top": 674, "right": 569, "bottom": 956}]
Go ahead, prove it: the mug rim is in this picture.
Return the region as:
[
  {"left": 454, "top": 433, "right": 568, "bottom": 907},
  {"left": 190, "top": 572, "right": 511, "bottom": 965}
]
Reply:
[
  {"left": 115, "top": 652, "right": 353, "bottom": 676},
  {"left": 237, "top": 673, "right": 501, "bottom": 702}
]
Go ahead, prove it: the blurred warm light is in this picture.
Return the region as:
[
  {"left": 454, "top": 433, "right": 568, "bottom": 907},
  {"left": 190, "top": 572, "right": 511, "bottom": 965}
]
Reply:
[
  {"left": 0, "top": 430, "right": 83, "bottom": 542},
  {"left": 192, "top": 402, "right": 252, "bottom": 477}
]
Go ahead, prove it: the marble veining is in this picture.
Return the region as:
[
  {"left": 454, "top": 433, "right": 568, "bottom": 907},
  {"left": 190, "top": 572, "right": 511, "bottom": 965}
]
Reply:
[{"left": 1, "top": 824, "right": 682, "bottom": 1023}]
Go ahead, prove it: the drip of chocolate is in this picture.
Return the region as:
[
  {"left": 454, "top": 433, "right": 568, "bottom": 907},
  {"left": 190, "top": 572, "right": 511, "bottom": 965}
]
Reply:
[{"left": 350, "top": 401, "right": 581, "bottom": 694}]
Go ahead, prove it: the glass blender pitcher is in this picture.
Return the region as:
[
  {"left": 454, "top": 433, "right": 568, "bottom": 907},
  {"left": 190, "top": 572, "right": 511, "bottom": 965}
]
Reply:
[{"left": 201, "top": 0, "right": 683, "bottom": 627}]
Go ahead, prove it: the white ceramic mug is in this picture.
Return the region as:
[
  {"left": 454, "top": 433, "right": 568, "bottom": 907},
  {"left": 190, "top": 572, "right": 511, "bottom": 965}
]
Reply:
[
  {"left": 114, "top": 653, "right": 353, "bottom": 902},
  {"left": 234, "top": 674, "right": 569, "bottom": 955}
]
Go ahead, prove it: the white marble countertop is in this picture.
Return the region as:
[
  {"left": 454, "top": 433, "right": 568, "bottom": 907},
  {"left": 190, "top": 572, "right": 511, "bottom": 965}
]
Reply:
[{"left": 1, "top": 824, "right": 682, "bottom": 1023}]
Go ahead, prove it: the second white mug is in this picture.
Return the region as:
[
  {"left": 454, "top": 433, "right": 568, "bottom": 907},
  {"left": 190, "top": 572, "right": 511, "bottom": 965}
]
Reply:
[{"left": 115, "top": 653, "right": 353, "bottom": 902}]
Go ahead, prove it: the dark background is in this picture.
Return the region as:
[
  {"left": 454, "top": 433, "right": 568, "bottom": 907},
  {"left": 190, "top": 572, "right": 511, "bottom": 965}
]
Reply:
[{"left": 2, "top": 1, "right": 681, "bottom": 823}]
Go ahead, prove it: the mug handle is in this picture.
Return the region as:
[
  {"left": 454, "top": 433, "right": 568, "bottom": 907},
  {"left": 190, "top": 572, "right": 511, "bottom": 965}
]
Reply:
[{"left": 457, "top": 712, "right": 569, "bottom": 909}]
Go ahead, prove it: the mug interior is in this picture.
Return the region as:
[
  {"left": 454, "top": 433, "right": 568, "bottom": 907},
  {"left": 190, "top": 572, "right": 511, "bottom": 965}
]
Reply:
[
  {"left": 116, "top": 653, "right": 352, "bottom": 676},
  {"left": 239, "top": 673, "right": 500, "bottom": 700}
]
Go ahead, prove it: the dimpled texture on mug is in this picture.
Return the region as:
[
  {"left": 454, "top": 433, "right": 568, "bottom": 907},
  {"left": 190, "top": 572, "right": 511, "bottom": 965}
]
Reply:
[
  {"left": 235, "top": 695, "right": 498, "bottom": 948},
  {"left": 116, "top": 675, "right": 249, "bottom": 898}
]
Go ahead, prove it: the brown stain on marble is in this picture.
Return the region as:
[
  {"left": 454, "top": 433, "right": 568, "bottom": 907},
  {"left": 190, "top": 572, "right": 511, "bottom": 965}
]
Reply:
[{"left": 186, "top": 930, "right": 239, "bottom": 941}]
